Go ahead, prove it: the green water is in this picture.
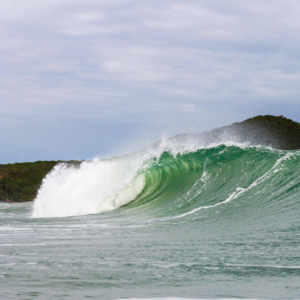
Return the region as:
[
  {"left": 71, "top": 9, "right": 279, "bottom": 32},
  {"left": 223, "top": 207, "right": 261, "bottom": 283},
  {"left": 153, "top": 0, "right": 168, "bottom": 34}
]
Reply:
[{"left": 1, "top": 145, "right": 300, "bottom": 299}]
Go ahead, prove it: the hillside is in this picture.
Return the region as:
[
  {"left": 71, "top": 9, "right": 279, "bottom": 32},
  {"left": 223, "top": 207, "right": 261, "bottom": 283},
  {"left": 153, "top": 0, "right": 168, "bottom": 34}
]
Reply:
[
  {"left": 214, "top": 115, "right": 300, "bottom": 150},
  {"left": 174, "top": 115, "right": 300, "bottom": 150}
]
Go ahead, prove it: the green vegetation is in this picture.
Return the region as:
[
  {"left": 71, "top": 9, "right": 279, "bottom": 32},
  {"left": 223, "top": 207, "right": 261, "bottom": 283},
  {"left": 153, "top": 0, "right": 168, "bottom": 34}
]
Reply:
[
  {"left": 231, "top": 115, "right": 300, "bottom": 150},
  {"left": 0, "top": 160, "right": 80, "bottom": 203},
  {"left": 198, "top": 115, "right": 300, "bottom": 150}
]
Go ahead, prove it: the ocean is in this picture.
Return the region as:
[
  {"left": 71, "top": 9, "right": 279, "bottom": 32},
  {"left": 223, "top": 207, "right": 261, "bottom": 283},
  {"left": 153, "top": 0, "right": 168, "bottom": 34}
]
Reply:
[{"left": 1, "top": 138, "right": 300, "bottom": 299}]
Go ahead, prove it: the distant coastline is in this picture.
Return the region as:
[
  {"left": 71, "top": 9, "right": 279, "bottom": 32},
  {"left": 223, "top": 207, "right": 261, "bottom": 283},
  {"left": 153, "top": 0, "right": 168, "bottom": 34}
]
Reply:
[
  {"left": 1, "top": 115, "right": 300, "bottom": 203},
  {"left": 205, "top": 114, "right": 300, "bottom": 150}
]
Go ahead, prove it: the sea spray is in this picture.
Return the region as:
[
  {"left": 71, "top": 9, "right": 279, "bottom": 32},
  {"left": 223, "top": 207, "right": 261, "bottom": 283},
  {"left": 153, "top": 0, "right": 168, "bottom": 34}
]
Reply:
[
  {"left": 32, "top": 137, "right": 300, "bottom": 220},
  {"left": 31, "top": 135, "right": 207, "bottom": 218},
  {"left": 31, "top": 157, "right": 146, "bottom": 218}
]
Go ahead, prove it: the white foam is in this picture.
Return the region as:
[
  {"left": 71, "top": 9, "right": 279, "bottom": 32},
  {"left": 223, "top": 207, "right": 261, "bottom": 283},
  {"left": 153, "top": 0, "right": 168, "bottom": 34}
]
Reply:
[
  {"left": 31, "top": 157, "right": 146, "bottom": 218},
  {"left": 31, "top": 135, "right": 284, "bottom": 219},
  {"left": 30, "top": 136, "right": 212, "bottom": 219}
]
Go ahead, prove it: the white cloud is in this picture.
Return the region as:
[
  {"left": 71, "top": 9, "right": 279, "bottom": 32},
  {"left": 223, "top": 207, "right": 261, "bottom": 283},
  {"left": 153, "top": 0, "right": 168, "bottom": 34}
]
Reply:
[{"left": 1, "top": 0, "right": 300, "bottom": 162}]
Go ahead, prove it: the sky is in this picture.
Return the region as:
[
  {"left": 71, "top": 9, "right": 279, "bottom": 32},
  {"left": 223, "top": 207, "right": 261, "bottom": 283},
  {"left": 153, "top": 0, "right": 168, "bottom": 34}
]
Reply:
[{"left": 1, "top": 0, "right": 300, "bottom": 163}]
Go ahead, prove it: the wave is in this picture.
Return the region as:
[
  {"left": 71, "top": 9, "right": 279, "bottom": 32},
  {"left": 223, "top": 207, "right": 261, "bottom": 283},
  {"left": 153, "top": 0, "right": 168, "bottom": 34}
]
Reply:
[{"left": 31, "top": 139, "right": 300, "bottom": 219}]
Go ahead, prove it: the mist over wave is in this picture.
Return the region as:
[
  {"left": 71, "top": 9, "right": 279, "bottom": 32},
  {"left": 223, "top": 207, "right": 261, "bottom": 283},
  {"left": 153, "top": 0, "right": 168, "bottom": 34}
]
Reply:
[
  {"left": 31, "top": 135, "right": 300, "bottom": 219},
  {"left": 31, "top": 156, "right": 146, "bottom": 218}
]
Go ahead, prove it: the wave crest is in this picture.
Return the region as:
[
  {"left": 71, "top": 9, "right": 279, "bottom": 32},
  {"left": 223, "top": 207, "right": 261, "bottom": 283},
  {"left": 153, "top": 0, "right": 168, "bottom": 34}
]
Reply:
[{"left": 32, "top": 142, "right": 300, "bottom": 219}]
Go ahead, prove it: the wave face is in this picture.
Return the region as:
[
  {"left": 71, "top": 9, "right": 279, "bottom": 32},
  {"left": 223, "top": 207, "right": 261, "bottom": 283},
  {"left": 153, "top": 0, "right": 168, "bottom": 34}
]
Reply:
[{"left": 32, "top": 141, "right": 300, "bottom": 221}]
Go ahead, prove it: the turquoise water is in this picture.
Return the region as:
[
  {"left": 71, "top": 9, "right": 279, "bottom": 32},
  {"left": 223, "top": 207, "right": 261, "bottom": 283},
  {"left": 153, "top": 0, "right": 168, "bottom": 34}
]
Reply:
[{"left": 1, "top": 144, "right": 300, "bottom": 299}]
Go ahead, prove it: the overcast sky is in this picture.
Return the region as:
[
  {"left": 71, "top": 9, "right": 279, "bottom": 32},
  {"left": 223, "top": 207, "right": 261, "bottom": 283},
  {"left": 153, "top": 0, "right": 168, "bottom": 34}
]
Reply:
[{"left": 1, "top": 0, "right": 300, "bottom": 163}]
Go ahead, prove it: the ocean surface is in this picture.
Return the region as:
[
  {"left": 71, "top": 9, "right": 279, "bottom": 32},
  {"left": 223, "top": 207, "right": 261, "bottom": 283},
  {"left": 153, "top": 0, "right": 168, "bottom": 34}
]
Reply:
[{"left": 1, "top": 138, "right": 300, "bottom": 300}]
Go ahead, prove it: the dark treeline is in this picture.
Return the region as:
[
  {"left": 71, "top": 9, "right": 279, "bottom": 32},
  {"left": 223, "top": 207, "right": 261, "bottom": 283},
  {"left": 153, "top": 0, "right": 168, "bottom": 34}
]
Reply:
[
  {"left": 214, "top": 115, "right": 300, "bottom": 150},
  {"left": 0, "top": 161, "right": 80, "bottom": 203},
  {"left": 174, "top": 115, "right": 300, "bottom": 150}
]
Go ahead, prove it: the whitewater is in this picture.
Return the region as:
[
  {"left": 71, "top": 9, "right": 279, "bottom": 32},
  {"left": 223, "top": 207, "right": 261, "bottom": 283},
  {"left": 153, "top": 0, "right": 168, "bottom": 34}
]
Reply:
[{"left": 1, "top": 137, "right": 300, "bottom": 299}]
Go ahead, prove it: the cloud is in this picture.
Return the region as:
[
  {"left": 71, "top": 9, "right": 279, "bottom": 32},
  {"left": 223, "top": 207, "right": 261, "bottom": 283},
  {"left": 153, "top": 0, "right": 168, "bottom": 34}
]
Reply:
[{"left": 0, "top": 0, "right": 300, "bottom": 162}]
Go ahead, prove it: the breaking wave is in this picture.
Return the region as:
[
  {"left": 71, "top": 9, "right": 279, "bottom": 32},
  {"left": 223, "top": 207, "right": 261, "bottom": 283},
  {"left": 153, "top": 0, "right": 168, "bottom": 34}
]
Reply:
[{"left": 31, "top": 139, "right": 300, "bottom": 219}]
